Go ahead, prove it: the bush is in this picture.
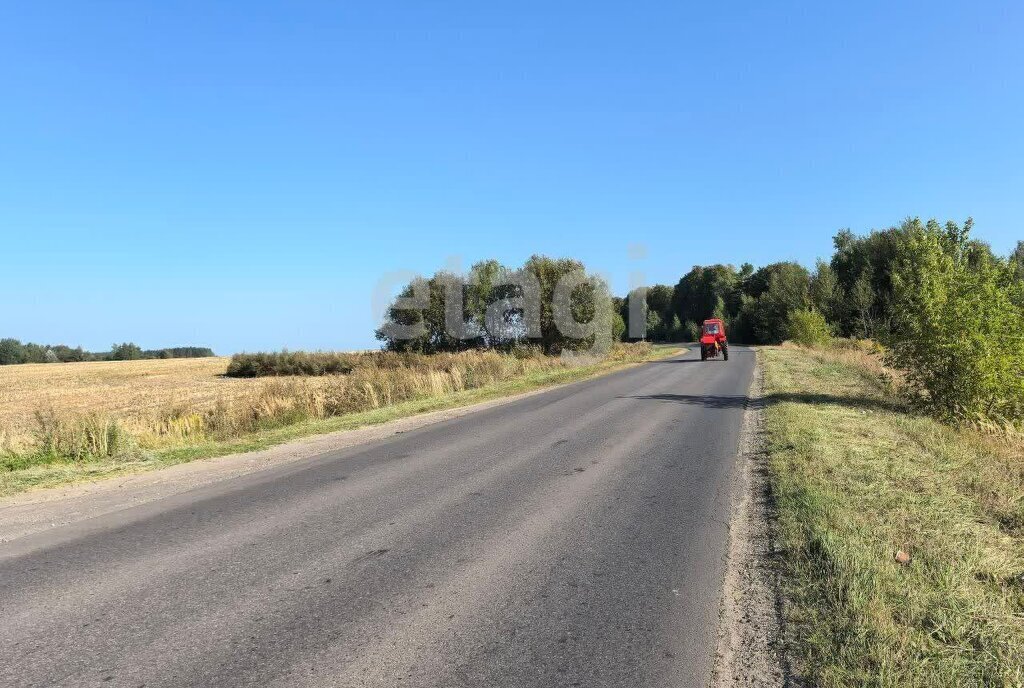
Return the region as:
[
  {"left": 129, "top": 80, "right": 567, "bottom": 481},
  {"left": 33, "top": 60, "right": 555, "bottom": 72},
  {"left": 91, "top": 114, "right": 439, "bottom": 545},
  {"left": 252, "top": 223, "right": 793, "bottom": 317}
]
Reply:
[
  {"left": 226, "top": 351, "right": 360, "bottom": 377},
  {"left": 785, "top": 309, "right": 833, "bottom": 348},
  {"left": 887, "top": 218, "right": 1024, "bottom": 422}
]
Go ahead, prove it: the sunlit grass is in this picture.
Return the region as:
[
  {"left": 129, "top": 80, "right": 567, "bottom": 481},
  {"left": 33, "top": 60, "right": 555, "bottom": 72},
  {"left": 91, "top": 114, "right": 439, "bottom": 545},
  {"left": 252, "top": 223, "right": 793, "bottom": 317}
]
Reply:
[
  {"left": 763, "top": 344, "right": 1023, "bottom": 687},
  {"left": 0, "top": 343, "right": 681, "bottom": 496}
]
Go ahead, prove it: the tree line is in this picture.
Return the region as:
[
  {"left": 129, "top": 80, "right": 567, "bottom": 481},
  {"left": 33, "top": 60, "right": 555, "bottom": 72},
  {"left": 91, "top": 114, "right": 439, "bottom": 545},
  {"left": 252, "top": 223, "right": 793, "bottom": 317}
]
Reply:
[
  {"left": 377, "top": 218, "right": 1024, "bottom": 423},
  {"left": 0, "top": 340, "right": 215, "bottom": 365},
  {"left": 376, "top": 256, "right": 611, "bottom": 355},
  {"left": 627, "top": 218, "right": 1024, "bottom": 421},
  {"left": 377, "top": 222, "right": 1024, "bottom": 353},
  {"left": 618, "top": 227, "right": 1024, "bottom": 350}
]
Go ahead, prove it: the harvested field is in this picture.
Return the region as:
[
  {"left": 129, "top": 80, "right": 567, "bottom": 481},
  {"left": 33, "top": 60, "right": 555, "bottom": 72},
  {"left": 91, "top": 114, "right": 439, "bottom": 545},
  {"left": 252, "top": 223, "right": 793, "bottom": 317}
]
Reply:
[{"left": 0, "top": 343, "right": 674, "bottom": 495}]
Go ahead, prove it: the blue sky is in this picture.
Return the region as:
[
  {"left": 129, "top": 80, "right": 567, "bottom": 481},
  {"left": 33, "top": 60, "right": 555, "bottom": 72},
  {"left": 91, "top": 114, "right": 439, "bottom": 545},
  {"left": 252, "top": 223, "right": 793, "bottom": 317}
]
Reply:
[{"left": 2, "top": 1, "right": 1022, "bottom": 353}]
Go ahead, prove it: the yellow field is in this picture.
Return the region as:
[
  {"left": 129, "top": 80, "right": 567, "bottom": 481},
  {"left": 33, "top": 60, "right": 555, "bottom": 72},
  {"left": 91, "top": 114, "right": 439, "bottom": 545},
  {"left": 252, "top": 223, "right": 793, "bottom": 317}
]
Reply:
[
  {"left": 0, "top": 343, "right": 672, "bottom": 495},
  {"left": 0, "top": 344, "right": 668, "bottom": 473},
  {"left": 0, "top": 351, "right": 579, "bottom": 455},
  {"left": 0, "top": 358, "right": 254, "bottom": 444}
]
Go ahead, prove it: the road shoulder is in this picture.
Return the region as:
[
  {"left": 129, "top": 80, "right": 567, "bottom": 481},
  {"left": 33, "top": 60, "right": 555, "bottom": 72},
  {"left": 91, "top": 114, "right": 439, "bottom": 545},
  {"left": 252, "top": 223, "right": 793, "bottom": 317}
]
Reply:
[{"left": 712, "top": 351, "right": 788, "bottom": 687}]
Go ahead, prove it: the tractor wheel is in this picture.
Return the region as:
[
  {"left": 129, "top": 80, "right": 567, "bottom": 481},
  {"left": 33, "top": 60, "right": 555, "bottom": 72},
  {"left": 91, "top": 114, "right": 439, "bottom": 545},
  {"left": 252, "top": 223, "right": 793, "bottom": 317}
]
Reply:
[
  {"left": 700, "top": 346, "right": 707, "bottom": 361},
  {"left": 722, "top": 343, "right": 729, "bottom": 361}
]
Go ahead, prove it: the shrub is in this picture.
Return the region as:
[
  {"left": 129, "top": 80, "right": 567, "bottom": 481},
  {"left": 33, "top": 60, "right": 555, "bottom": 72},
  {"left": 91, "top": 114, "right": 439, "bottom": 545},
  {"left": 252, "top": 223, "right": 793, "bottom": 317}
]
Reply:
[
  {"left": 785, "top": 309, "right": 833, "bottom": 348},
  {"left": 887, "top": 218, "right": 1024, "bottom": 423},
  {"left": 226, "top": 351, "right": 359, "bottom": 377}
]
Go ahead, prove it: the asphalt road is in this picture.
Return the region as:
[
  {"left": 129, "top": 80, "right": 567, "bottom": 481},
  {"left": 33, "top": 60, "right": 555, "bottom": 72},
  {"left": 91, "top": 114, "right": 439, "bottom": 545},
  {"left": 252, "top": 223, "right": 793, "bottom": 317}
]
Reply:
[{"left": 1, "top": 347, "right": 756, "bottom": 688}]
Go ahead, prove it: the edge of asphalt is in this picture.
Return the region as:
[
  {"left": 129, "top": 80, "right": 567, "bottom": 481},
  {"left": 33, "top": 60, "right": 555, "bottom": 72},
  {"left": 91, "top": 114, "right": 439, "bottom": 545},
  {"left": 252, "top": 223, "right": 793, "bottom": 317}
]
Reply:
[
  {"left": 5, "top": 345, "right": 792, "bottom": 686},
  {"left": 0, "top": 351, "right": 683, "bottom": 544},
  {"left": 711, "top": 349, "right": 788, "bottom": 687}
]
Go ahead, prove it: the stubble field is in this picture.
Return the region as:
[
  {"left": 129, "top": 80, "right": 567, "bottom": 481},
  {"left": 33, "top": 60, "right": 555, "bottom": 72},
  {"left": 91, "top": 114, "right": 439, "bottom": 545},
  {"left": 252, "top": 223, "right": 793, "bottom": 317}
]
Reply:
[
  {"left": 0, "top": 357, "right": 252, "bottom": 448},
  {"left": 0, "top": 344, "right": 670, "bottom": 496}
]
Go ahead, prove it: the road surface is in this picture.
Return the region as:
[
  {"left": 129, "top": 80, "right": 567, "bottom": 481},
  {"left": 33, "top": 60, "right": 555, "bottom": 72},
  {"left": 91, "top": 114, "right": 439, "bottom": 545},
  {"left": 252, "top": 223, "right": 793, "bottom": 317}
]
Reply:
[{"left": 1, "top": 347, "right": 756, "bottom": 687}]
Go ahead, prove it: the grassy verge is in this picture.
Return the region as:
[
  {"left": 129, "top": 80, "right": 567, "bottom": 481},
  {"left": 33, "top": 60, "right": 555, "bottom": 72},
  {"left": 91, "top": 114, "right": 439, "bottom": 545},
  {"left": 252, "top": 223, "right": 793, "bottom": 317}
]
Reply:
[
  {"left": 1, "top": 344, "right": 682, "bottom": 497},
  {"left": 762, "top": 345, "right": 1023, "bottom": 687}
]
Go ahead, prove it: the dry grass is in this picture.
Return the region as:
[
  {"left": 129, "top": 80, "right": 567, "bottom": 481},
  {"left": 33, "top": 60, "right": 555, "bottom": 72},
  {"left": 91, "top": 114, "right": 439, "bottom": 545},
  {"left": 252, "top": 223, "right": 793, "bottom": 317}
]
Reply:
[
  {"left": 0, "top": 357, "right": 246, "bottom": 441},
  {"left": 763, "top": 344, "right": 1024, "bottom": 687},
  {"left": 0, "top": 343, "right": 670, "bottom": 494}
]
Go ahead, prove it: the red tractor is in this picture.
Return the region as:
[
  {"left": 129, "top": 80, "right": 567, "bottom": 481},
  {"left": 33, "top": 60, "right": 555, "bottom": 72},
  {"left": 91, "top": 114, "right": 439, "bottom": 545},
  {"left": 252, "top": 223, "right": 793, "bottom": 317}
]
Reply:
[{"left": 699, "top": 318, "right": 729, "bottom": 361}]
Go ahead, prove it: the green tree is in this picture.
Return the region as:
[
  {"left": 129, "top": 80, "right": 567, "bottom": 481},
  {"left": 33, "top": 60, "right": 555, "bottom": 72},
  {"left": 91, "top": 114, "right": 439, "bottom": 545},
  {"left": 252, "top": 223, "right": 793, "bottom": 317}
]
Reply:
[
  {"left": 738, "top": 262, "right": 811, "bottom": 344},
  {"left": 0, "top": 338, "right": 24, "bottom": 365},
  {"left": 809, "top": 259, "right": 839, "bottom": 322},
  {"left": 376, "top": 270, "right": 484, "bottom": 353},
  {"left": 21, "top": 343, "right": 46, "bottom": 363},
  {"left": 711, "top": 295, "right": 726, "bottom": 321},
  {"left": 377, "top": 256, "right": 611, "bottom": 355},
  {"left": 50, "top": 345, "right": 86, "bottom": 362},
  {"left": 611, "top": 311, "right": 627, "bottom": 341},
  {"left": 111, "top": 342, "right": 143, "bottom": 361},
  {"left": 1010, "top": 241, "right": 1024, "bottom": 277},
  {"left": 666, "top": 314, "right": 683, "bottom": 342},
  {"left": 645, "top": 309, "right": 662, "bottom": 341},
  {"left": 523, "top": 255, "right": 611, "bottom": 355},
  {"left": 886, "top": 218, "right": 1024, "bottom": 422},
  {"left": 850, "top": 268, "right": 876, "bottom": 338},
  {"left": 645, "top": 284, "right": 674, "bottom": 323},
  {"left": 671, "top": 265, "right": 740, "bottom": 325},
  {"left": 830, "top": 224, "right": 909, "bottom": 337},
  {"left": 464, "top": 259, "right": 504, "bottom": 346}
]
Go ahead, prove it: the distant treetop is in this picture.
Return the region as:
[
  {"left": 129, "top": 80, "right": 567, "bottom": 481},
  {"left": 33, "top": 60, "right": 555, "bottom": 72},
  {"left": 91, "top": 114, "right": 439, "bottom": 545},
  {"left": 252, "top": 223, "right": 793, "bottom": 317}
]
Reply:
[{"left": 0, "top": 339, "right": 215, "bottom": 365}]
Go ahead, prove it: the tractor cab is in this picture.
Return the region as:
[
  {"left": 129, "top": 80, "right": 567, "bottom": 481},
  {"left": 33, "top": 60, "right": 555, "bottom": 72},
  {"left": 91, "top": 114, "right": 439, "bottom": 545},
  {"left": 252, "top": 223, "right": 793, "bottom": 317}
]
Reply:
[{"left": 699, "top": 318, "right": 729, "bottom": 361}]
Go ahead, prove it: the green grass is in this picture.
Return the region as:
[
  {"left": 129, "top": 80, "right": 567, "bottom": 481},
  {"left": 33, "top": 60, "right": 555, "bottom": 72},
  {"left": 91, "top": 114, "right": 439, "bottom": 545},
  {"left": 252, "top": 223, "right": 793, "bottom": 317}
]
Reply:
[
  {"left": 762, "top": 345, "right": 1024, "bottom": 687},
  {"left": 1, "top": 344, "right": 682, "bottom": 497}
]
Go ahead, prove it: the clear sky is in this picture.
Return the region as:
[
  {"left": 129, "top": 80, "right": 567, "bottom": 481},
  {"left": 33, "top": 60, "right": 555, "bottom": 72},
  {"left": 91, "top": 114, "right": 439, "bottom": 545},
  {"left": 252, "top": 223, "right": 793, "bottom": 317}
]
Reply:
[{"left": 2, "top": 1, "right": 1022, "bottom": 353}]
